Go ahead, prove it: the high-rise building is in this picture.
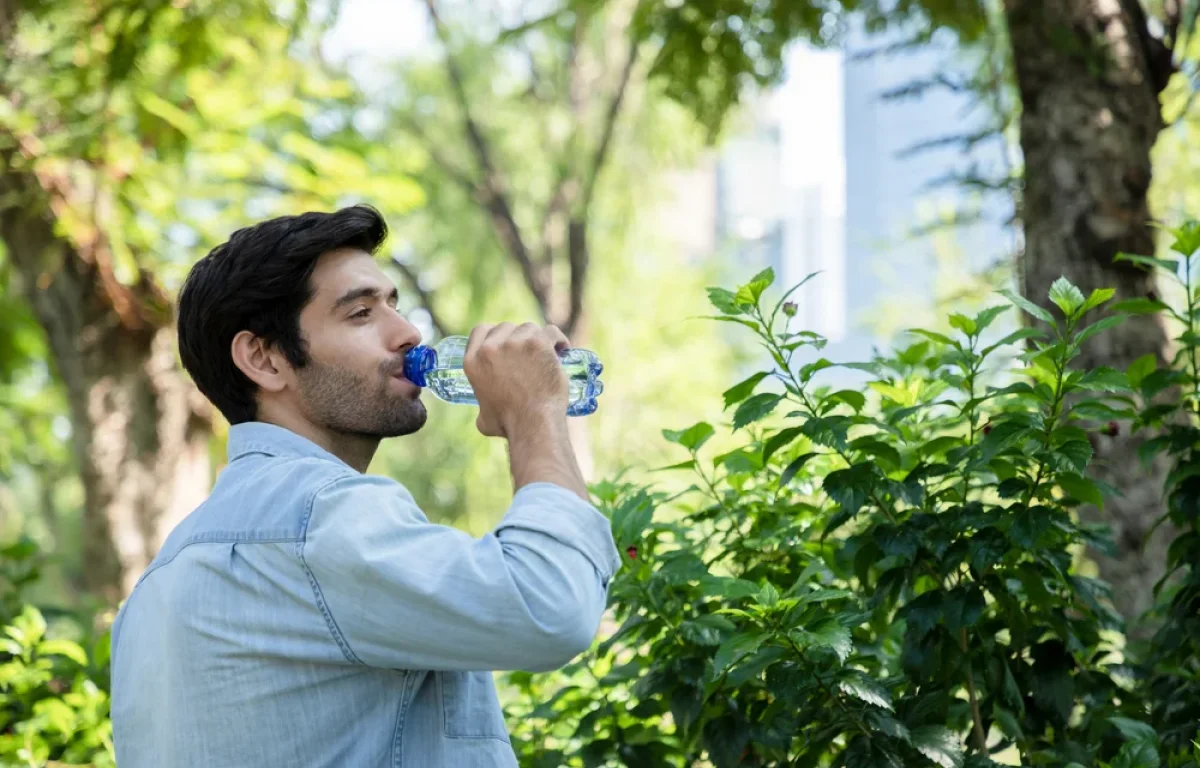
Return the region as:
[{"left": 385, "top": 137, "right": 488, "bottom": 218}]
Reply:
[{"left": 657, "top": 36, "right": 1012, "bottom": 368}]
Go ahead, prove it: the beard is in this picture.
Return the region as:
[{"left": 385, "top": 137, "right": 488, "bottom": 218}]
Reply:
[{"left": 296, "top": 356, "right": 427, "bottom": 439}]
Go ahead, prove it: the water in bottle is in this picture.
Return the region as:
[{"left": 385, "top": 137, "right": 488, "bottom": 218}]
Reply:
[{"left": 403, "top": 335, "right": 604, "bottom": 416}]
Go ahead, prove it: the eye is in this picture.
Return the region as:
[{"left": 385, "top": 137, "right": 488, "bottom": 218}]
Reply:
[{"left": 350, "top": 308, "right": 371, "bottom": 319}]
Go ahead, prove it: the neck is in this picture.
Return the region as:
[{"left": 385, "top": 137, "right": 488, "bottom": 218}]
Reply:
[{"left": 258, "top": 408, "right": 379, "bottom": 473}]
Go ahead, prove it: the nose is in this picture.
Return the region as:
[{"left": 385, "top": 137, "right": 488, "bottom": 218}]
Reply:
[{"left": 384, "top": 306, "right": 423, "bottom": 353}]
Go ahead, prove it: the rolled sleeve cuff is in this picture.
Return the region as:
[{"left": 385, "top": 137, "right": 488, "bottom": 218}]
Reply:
[{"left": 496, "top": 482, "right": 622, "bottom": 583}]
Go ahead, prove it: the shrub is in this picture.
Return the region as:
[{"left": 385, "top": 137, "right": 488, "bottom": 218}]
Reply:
[
  {"left": 505, "top": 260, "right": 1192, "bottom": 767},
  {"left": 0, "top": 539, "right": 114, "bottom": 768}
]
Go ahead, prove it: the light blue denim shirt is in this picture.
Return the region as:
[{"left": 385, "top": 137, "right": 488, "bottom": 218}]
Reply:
[{"left": 111, "top": 422, "right": 620, "bottom": 767}]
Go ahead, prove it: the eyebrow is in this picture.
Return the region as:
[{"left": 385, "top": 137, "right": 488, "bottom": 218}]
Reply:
[{"left": 330, "top": 286, "right": 400, "bottom": 314}]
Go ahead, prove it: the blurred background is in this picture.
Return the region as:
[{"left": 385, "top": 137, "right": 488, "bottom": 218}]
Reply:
[{"left": 0, "top": 0, "right": 1196, "bottom": 621}]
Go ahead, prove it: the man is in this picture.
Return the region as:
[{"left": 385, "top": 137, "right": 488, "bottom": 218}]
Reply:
[{"left": 110, "top": 205, "right": 620, "bottom": 767}]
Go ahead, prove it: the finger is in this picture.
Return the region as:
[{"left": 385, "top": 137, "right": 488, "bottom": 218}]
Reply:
[
  {"left": 542, "top": 324, "right": 570, "bottom": 352},
  {"left": 465, "top": 323, "right": 495, "bottom": 360},
  {"left": 484, "top": 321, "right": 516, "bottom": 347}
]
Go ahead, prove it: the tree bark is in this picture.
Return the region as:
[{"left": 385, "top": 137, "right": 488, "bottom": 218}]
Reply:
[
  {"left": 0, "top": 157, "right": 212, "bottom": 603},
  {"left": 1004, "top": 0, "right": 1175, "bottom": 627}
]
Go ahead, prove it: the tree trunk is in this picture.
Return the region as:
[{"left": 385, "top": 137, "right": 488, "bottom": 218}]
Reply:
[
  {"left": 0, "top": 159, "right": 212, "bottom": 603},
  {"left": 1004, "top": 0, "right": 1175, "bottom": 627}
]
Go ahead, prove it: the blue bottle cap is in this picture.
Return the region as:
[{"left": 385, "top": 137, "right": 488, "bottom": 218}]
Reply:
[{"left": 403, "top": 345, "right": 437, "bottom": 388}]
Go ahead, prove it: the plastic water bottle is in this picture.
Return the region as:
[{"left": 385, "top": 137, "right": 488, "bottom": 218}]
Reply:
[{"left": 403, "top": 336, "right": 605, "bottom": 417}]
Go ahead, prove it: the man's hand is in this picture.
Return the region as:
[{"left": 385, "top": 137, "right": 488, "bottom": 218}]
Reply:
[
  {"left": 464, "top": 322, "right": 571, "bottom": 439},
  {"left": 463, "top": 322, "right": 589, "bottom": 501}
]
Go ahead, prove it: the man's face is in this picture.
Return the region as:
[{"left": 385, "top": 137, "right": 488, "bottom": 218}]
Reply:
[{"left": 291, "top": 247, "right": 427, "bottom": 438}]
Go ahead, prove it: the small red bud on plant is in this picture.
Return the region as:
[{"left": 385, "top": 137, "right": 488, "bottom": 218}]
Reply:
[
  {"left": 1147, "top": 290, "right": 1159, "bottom": 302},
  {"left": 1105, "top": 421, "right": 1120, "bottom": 437},
  {"left": 626, "top": 545, "right": 638, "bottom": 560},
  {"left": 982, "top": 422, "right": 993, "bottom": 435}
]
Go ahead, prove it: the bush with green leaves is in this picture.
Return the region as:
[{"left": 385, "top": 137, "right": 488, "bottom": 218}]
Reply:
[
  {"left": 0, "top": 539, "right": 113, "bottom": 768},
  {"left": 1122, "top": 222, "right": 1200, "bottom": 759},
  {"left": 505, "top": 263, "right": 1196, "bottom": 767}
]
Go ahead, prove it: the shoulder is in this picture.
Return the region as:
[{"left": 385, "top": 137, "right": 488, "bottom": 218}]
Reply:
[{"left": 303, "top": 471, "right": 426, "bottom": 541}]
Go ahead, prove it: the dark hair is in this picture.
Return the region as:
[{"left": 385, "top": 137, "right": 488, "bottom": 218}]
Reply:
[{"left": 177, "top": 205, "right": 388, "bottom": 424}]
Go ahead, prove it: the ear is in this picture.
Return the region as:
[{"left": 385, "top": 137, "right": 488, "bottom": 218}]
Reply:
[{"left": 231, "top": 331, "right": 292, "bottom": 393}]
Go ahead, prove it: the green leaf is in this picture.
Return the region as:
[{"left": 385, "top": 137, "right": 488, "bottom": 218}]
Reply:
[
  {"left": 663, "top": 422, "right": 716, "bottom": 452},
  {"left": 712, "top": 632, "right": 764, "bottom": 677},
  {"left": 942, "top": 586, "right": 986, "bottom": 633},
  {"left": 993, "top": 706, "right": 1024, "bottom": 741},
  {"left": 1109, "top": 717, "right": 1157, "bottom": 744},
  {"left": 804, "top": 620, "right": 853, "bottom": 663},
  {"left": 652, "top": 460, "right": 698, "bottom": 472},
  {"left": 800, "top": 357, "right": 835, "bottom": 383},
  {"left": 823, "top": 464, "right": 875, "bottom": 515},
  {"left": 1114, "top": 252, "right": 1180, "bottom": 275},
  {"left": 981, "top": 327, "right": 1046, "bottom": 357},
  {"left": 1169, "top": 220, "right": 1200, "bottom": 256},
  {"left": 908, "top": 328, "right": 957, "bottom": 346},
  {"left": 948, "top": 313, "right": 976, "bottom": 335},
  {"left": 680, "top": 615, "right": 736, "bottom": 647},
  {"left": 969, "top": 530, "right": 1009, "bottom": 572},
  {"left": 802, "top": 416, "right": 849, "bottom": 450},
  {"left": 1010, "top": 506, "right": 1055, "bottom": 548},
  {"left": 36, "top": 639, "right": 88, "bottom": 666},
  {"left": 734, "top": 267, "right": 775, "bottom": 307},
  {"left": 911, "top": 725, "right": 964, "bottom": 768},
  {"left": 999, "top": 289, "right": 1055, "bottom": 325},
  {"left": 764, "top": 428, "right": 805, "bottom": 463},
  {"left": 795, "top": 587, "right": 853, "bottom": 606},
  {"left": 779, "top": 451, "right": 818, "bottom": 487},
  {"left": 1126, "top": 354, "right": 1157, "bottom": 389},
  {"left": 707, "top": 287, "right": 744, "bottom": 315},
  {"left": 756, "top": 583, "right": 780, "bottom": 608},
  {"left": 838, "top": 675, "right": 893, "bottom": 710},
  {"left": 1110, "top": 297, "right": 1172, "bottom": 315},
  {"left": 715, "top": 449, "right": 762, "bottom": 474},
  {"left": 698, "top": 577, "right": 761, "bottom": 602},
  {"left": 848, "top": 437, "right": 901, "bottom": 469},
  {"left": 723, "top": 372, "right": 771, "bottom": 410},
  {"left": 1110, "top": 741, "right": 1160, "bottom": 768},
  {"left": 899, "top": 591, "right": 942, "bottom": 638},
  {"left": 733, "top": 393, "right": 783, "bottom": 429},
  {"left": 825, "top": 389, "right": 867, "bottom": 413},
  {"left": 1049, "top": 277, "right": 1087, "bottom": 315},
  {"left": 1055, "top": 440, "right": 1093, "bottom": 474},
  {"left": 1058, "top": 472, "right": 1104, "bottom": 507},
  {"left": 1080, "top": 287, "right": 1116, "bottom": 313},
  {"left": 1075, "top": 314, "right": 1127, "bottom": 346},
  {"left": 974, "top": 305, "right": 1009, "bottom": 333},
  {"left": 920, "top": 436, "right": 963, "bottom": 457},
  {"left": 979, "top": 420, "right": 1031, "bottom": 461},
  {"left": 702, "top": 715, "right": 751, "bottom": 768},
  {"left": 1078, "top": 368, "right": 1131, "bottom": 393},
  {"left": 867, "top": 711, "right": 912, "bottom": 743}
]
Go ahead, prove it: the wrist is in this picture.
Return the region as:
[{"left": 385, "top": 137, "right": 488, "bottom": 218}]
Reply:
[{"left": 503, "top": 405, "right": 566, "bottom": 443}]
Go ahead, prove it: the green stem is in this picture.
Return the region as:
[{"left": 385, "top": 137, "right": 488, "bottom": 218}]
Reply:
[
  {"left": 1186, "top": 255, "right": 1200, "bottom": 412},
  {"left": 1023, "top": 323, "right": 1071, "bottom": 507},
  {"left": 783, "top": 633, "right": 880, "bottom": 748}
]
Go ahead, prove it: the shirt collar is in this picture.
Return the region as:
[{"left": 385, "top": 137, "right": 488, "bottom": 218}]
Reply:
[{"left": 226, "top": 422, "right": 352, "bottom": 469}]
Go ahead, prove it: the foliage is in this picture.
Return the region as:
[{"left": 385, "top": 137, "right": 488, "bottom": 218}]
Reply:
[
  {"left": 504, "top": 265, "right": 1197, "bottom": 766},
  {"left": 1126, "top": 222, "right": 1200, "bottom": 758},
  {"left": 0, "top": 540, "right": 113, "bottom": 768}
]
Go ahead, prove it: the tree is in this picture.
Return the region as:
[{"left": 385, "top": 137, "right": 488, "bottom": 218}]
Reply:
[
  {"left": 0, "top": 0, "right": 423, "bottom": 600},
  {"left": 377, "top": 0, "right": 707, "bottom": 476},
  {"left": 590, "top": 0, "right": 1198, "bottom": 628}
]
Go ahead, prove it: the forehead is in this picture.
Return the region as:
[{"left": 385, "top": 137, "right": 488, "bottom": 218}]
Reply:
[{"left": 308, "top": 247, "right": 390, "bottom": 304}]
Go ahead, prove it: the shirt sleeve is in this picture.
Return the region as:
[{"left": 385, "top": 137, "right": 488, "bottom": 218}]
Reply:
[{"left": 301, "top": 475, "right": 621, "bottom": 672}]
